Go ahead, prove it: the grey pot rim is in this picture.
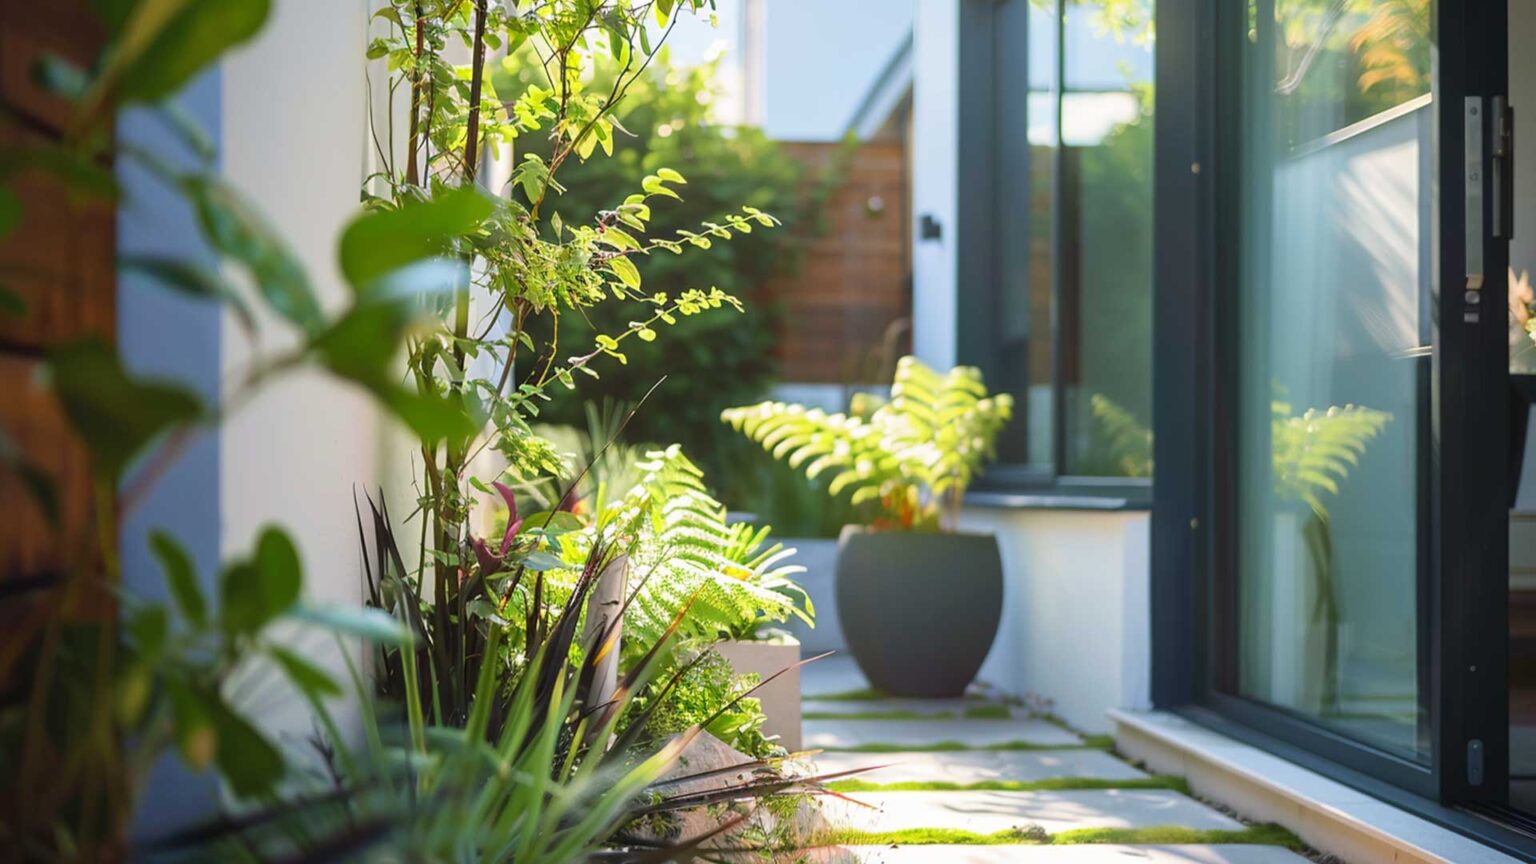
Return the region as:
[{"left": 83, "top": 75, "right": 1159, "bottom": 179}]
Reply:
[{"left": 837, "top": 525, "right": 1000, "bottom": 542}]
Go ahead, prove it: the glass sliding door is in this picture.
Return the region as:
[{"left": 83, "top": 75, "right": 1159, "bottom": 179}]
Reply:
[
  {"left": 1155, "top": 0, "right": 1513, "bottom": 817},
  {"left": 1231, "top": 0, "right": 1432, "bottom": 760}
]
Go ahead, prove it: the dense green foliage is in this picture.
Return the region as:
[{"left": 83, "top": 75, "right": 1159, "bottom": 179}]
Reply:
[
  {"left": 0, "top": 0, "right": 826, "bottom": 859},
  {"left": 627, "top": 650, "right": 776, "bottom": 759},
  {"left": 723, "top": 356, "right": 1014, "bottom": 532},
  {"left": 513, "top": 57, "right": 837, "bottom": 497}
]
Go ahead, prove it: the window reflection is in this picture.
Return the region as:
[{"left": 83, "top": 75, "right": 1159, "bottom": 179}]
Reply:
[{"left": 1235, "top": 0, "right": 1431, "bottom": 759}]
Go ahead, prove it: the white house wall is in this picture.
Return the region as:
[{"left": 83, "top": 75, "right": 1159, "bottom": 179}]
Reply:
[
  {"left": 962, "top": 507, "right": 1152, "bottom": 734},
  {"left": 910, "top": 0, "right": 959, "bottom": 369},
  {"left": 219, "top": 0, "right": 383, "bottom": 740}
]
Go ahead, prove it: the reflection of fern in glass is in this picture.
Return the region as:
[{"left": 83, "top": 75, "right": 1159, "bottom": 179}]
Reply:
[
  {"left": 1271, "top": 401, "right": 1392, "bottom": 714},
  {"left": 1090, "top": 394, "right": 1154, "bottom": 477},
  {"left": 1088, "top": 393, "right": 1389, "bottom": 710}
]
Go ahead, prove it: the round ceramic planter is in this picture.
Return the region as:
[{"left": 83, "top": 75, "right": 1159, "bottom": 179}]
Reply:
[{"left": 834, "top": 528, "right": 1003, "bottom": 698}]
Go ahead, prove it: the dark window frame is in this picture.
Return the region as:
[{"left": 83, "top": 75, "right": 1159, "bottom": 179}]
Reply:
[
  {"left": 1151, "top": 0, "right": 1530, "bottom": 854},
  {"left": 956, "top": 0, "right": 1155, "bottom": 506}
]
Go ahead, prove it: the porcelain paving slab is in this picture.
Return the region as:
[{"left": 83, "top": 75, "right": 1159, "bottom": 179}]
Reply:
[
  {"left": 826, "top": 790, "right": 1245, "bottom": 835},
  {"left": 804, "top": 699, "right": 1021, "bottom": 718},
  {"left": 806, "top": 717, "right": 1084, "bottom": 750},
  {"left": 809, "top": 749, "right": 1149, "bottom": 785},
  {"left": 806, "top": 845, "right": 1309, "bottom": 863}
]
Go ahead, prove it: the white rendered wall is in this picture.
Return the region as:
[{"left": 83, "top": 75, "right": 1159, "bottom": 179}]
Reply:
[
  {"left": 909, "top": 0, "right": 959, "bottom": 369},
  {"left": 218, "top": 0, "right": 381, "bottom": 735},
  {"left": 961, "top": 507, "right": 1152, "bottom": 734}
]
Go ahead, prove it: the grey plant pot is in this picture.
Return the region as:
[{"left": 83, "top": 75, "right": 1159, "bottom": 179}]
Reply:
[{"left": 835, "top": 528, "right": 1003, "bottom": 698}]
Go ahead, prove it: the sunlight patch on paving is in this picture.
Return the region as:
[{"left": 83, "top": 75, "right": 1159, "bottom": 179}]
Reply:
[
  {"left": 806, "top": 717, "right": 1083, "bottom": 750},
  {"left": 809, "top": 749, "right": 1148, "bottom": 785},
  {"left": 822, "top": 790, "right": 1246, "bottom": 836}
]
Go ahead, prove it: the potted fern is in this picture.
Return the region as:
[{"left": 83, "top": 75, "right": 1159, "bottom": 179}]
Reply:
[{"left": 722, "top": 356, "right": 1013, "bottom": 697}]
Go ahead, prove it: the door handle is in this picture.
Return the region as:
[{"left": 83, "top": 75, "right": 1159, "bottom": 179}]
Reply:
[
  {"left": 1466, "top": 98, "right": 1484, "bottom": 322},
  {"left": 1493, "top": 96, "right": 1514, "bottom": 240}
]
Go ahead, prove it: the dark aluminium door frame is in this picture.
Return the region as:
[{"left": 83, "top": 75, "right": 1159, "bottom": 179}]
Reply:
[{"left": 1151, "top": 0, "right": 1526, "bottom": 853}]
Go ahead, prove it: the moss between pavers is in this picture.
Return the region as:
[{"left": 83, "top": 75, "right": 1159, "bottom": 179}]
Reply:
[
  {"left": 1052, "top": 823, "right": 1305, "bottom": 850},
  {"left": 822, "top": 775, "right": 1191, "bottom": 795},
  {"left": 810, "top": 823, "right": 1303, "bottom": 850},
  {"left": 812, "top": 827, "right": 1047, "bottom": 846},
  {"left": 823, "top": 739, "right": 1110, "bottom": 753}
]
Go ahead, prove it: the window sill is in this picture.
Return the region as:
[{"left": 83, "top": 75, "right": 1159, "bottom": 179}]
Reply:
[{"left": 963, "top": 490, "right": 1151, "bottom": 512}]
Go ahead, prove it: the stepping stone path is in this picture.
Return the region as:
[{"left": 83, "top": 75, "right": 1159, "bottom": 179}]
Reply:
[{"left": 800, "top": 655, "right": 1317, "bottom": 863}]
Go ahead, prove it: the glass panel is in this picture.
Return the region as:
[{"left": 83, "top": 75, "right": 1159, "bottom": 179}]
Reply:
[
  {"left": 1059, "top": 0, "right": 1155, "bottom": 477},
  {"left": 993, "top": 0, "right": 1061, "bottom": 470},
  {"left": 1235, "top": 0, "right": 1431, "bottom": 759}
]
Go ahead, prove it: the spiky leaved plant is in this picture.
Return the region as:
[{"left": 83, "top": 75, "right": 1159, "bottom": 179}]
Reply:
[{"left": 721, "top": 356, "right": 1013, "bottom": 532}]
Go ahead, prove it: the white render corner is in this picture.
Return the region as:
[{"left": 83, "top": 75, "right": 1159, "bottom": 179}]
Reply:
[{"left": 962, "top": 506, "right": 1152, "bottom": 734}]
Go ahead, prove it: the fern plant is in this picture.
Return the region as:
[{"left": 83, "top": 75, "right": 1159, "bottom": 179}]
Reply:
[
  {"left": 721, "top": 356, "right": 1014, "bottom": 532},
  {"left": 593, "top": 446, "right": 812, "bottom": 657}
]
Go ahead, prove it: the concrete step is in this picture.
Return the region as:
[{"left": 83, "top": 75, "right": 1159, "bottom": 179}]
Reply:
[
  {"left": 805, "top": 845, "right": 1310, "bottom": 863},
  {"left": 804, "top": 842, "right": 1308, "bottom": 854}
]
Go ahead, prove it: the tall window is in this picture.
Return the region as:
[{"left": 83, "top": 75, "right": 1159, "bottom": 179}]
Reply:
[{"left": 973, "top": 0, "right": 1156, "bottom": 490}]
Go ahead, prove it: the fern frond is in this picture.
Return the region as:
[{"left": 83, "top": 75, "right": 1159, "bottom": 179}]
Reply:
[
  {"left": 599, "top": 445, "right": 812, "bottom": 659},
  {"left": 722, "top": 356, "right": 1013, "bottom": 528}
]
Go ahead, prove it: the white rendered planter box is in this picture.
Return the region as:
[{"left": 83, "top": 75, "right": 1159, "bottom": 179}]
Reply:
[{"left": 714, "top": 638, "right": 802, "bottom": 752}]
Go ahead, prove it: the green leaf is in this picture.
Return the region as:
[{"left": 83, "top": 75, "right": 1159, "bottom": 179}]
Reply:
[
  {"left": 185, "top": 175, "right": 321, "bottom": 334},
  {"left": 0, "top": 187, "right": 21, "bottom": 238},
  {"left": 607, "top": 255, "right": 641, "bottom": 290},
  {"left": 164, "top": 678, "right": 215, "bottom": 770},
  {"left": 293, "top": 603, "right": 415, "bottom": 645},
  {"left": 377, "top": 384, "right": 477, "bottom": 443},
  {"left": 338, "top": 187, "right": 492, "bottom": 291},
  {"left": 121, "top": 255, "right": 256, "bottom": 334},
  {"left": 523, "top": 510, "right": 584, "bottom": 535},
  {"left": 641, "top": 174, "right": 681, "bottom": 200},
  {"left": 0, "top": 429, "right": 56, "bottom": 524},
  {"left": 220, "top": 527, "right": 301, "bottom": 636},
  {"left": 254, "top": 525, "right": 301, "bottom": 599},
  {"left": 270, "top": 647, "right": 341, "bottom": 698},
  {"left": 150, "top": 530, "right": 205, "bottom": 627},
  {"left": 0, "top": 285, "right": 25, "bottom": 318},
  {"left": 655, "top": 167, "right": 686, "bottom": 184},
  {"left": 126, "top": 605, "right": 168, "bottom": 658},
  {"left": 114, "top": 0, "right": 273, "bottom": 105},
  {"left": 205, "top": 695, "right": 284, "bottom": 797},
  {"left": 32, "top": 54, "right": 90, "bottom": 101},
  {"left": 517, "top": 550, "right": 568, "bottom": 572},
  {"left": 47, "top": 338, "right": 202, "bottom": 480}
]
